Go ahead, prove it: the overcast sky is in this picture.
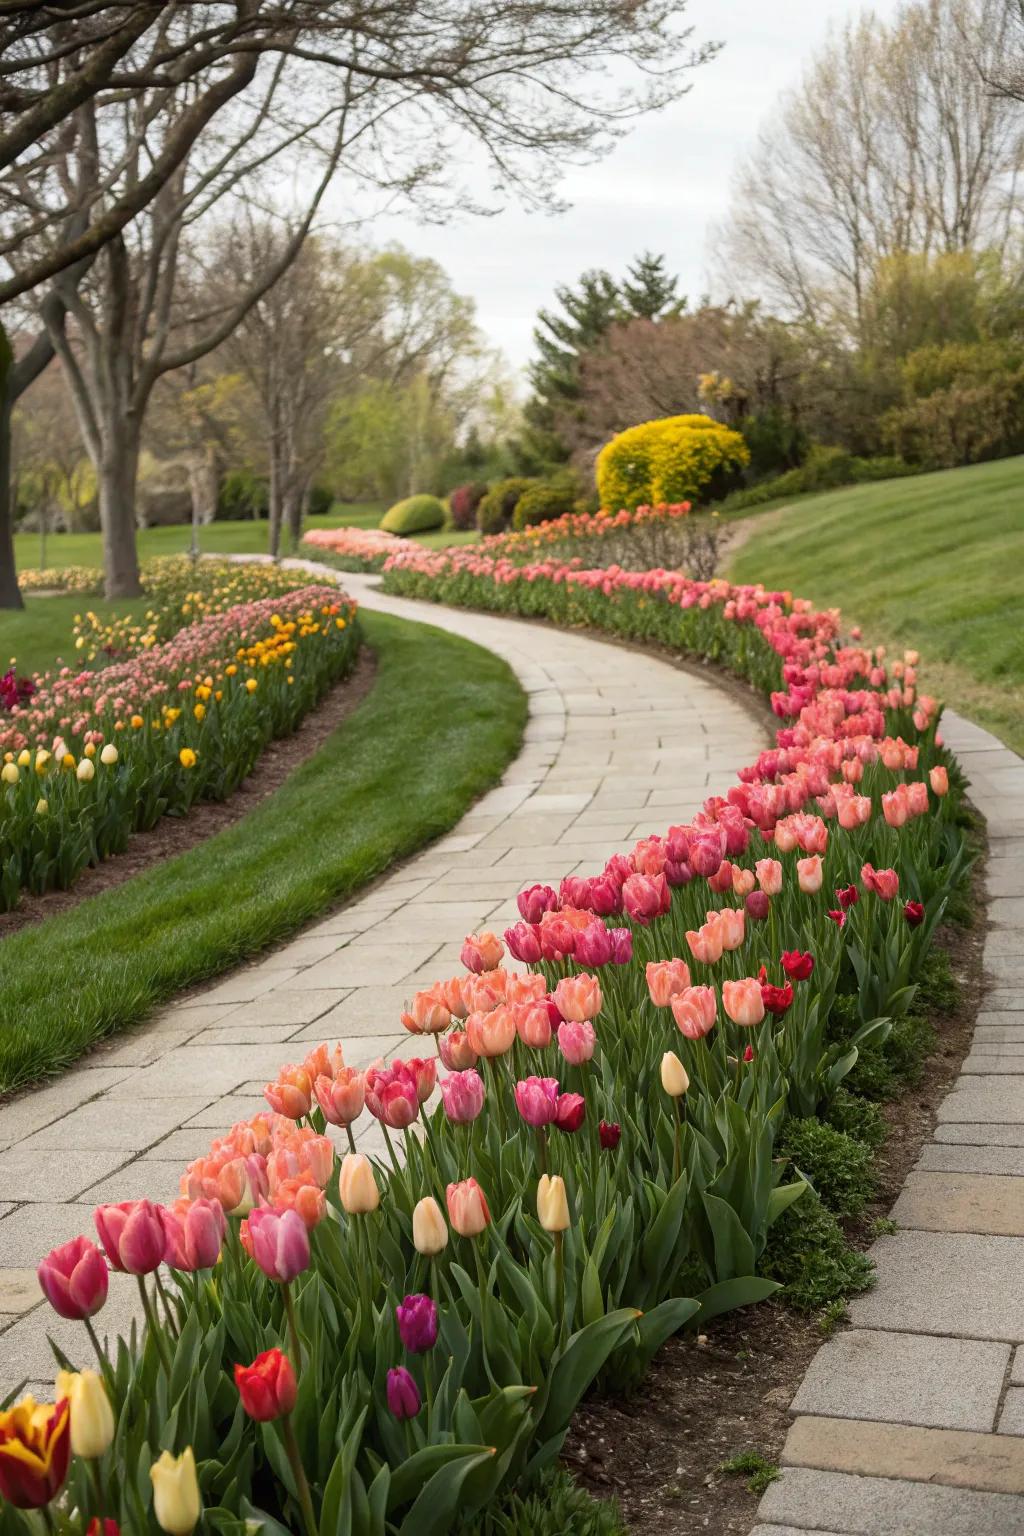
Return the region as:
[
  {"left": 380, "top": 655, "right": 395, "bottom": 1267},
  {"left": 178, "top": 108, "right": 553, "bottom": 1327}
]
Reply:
[{"left": 363, "top": 0, "right": 902, "bottom": 377}]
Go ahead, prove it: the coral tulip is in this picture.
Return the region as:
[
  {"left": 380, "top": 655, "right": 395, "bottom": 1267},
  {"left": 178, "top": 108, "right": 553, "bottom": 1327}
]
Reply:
[
  {"left": 862, "top": 862, "right": 899, "bottom": 900},
  {"left": 263, "top": 1064, "right": 313, "bottom": 1120},
  {"left": 37, "top": 1236, "right": 108, "bottom": 1320},
  {"left": 466, "top": 1004, "right": 517, "bottom": 1058},
  {"left": 796, "top": 855, "right": 823, "bottom": 894},
  {"left": 446, "top": 1178, "right": 490, "bottom": 1237},
  {"left": 235, "top": 1348, "right": 297, "bottom": 1421},
  {"left": 438, "top": 1028, "right": 479, "bottom": 1070},
  {"left": 930, "top": 765, "right": 949, "bottom": 796},
  {"left": 401, "top": 987, "right": 450, "bottom": 1035},
  {"left": 461, "top": 931, "right": 504, "bottom": 973},
  {"left": 552, "top": 972, "right": 602, "bottom": 1023},
  {"left": 671, "top": 985, "right": 717, "bottom": 1039},
  {"left": 686, "top": 921, "right": 723, "bottom": 965},
  {"left": 722, "top": 978, "right": 765, "bottom": 1027},
  {"left": 756, "top": 858, "right": 783, "bottom": 895},
  {"left": 514, "top": 1001, "right": 553, "bottom": 1048},
  {"left": 314, "top": 1067, "right": 365, "bottom": 1127},
  {"left": 646, "top": 958, "right": 692, "bottom": 1007}
]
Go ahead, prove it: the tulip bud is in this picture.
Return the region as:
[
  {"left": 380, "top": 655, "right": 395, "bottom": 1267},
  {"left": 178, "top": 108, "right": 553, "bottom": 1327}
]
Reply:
[
  {"left": 56, "top": 1370, "right": 114, "bottom": 1459},
  {"left": 100, "top": 744, "right": 118, "bottom": 766},
  {"left": 396, "top": 1293, "right": 438, "bottom": 1353},
  {"left": 37, "top": 1236, "right": 109, "bottom": 1320},
  {"left": 76, "top": 757, "right": 95, "bottom": 783},
  {"left": 536, "top": 1174, "right": 570, "bottom": 1233},
  {"left": 234, "top": 1348, "right": 297, "bottom": 1421},
  {"left": 412, "top": 1196, "right": 448, "bottom": 1256},
  {"left": 660, "top": 1051, "right": 689, "bottom": 1098},
  {"left": 446, "top": 1177, "right": 490, "bottom": 1237},
  {"left": 150, "top": 1448, "right": 201, "bottom": 1535},
  {"left": 1, "top": 762, "right": 17, "bottom": 784},
  {"left": 339, "top": 1153, "right": 380, "bottom": 1215},
  {"left": 386, "top": 1366, "right": 421, "bottom": 1420}
]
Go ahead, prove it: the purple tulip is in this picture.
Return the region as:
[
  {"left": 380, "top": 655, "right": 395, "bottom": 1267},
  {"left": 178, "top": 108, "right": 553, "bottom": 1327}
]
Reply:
[
  {"left": 387, "top": 1366, "right": 421, "bottom": 1420},
  {"left": 396, "top": 1293, "right": 438, "bottom": 1354},
  {"left": 609, "top": 927, "right": 633, "bottom": 965}
]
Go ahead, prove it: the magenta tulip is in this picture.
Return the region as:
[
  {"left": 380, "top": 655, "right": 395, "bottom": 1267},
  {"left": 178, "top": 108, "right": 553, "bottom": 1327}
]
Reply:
[
  {"left": 242, "top": 1204, "right": 310, "bottom": 1283},
  {"left": 94, "top": 1201, "right": 166, "bottom": 1275},
  {"left": 37, "top": 1236, "right": 108, "bottom": 1320}
]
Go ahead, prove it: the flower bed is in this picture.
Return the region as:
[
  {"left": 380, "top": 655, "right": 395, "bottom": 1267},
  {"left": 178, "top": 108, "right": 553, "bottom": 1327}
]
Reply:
[
  {"left": 5, "top": 552, "right": 973, "bottom": 1536},
  {"left": 17, "top": 567, "right": 104, "bottom": 596},
  {"left": 0, "top": 581, "right": 359, "bottom": 910},
  {"left": 302, "top": 525, "right": 402, "bottom": 571}
]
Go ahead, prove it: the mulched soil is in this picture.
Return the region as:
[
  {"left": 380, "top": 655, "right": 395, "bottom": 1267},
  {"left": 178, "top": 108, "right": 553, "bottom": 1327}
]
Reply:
[
  {"left": 564, "top": 834, "right": 989, "bottom": 1534},
  {"left": 0, "top": 650, "right": 376, "bottom": 940}
]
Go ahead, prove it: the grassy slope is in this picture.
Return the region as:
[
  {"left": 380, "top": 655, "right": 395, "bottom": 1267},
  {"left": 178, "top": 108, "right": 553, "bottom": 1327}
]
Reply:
[
  {"left": 0, "top": 592, "right": 153, "bottom": 675},
  {"left": 727, "top": 456, "right": 1024, "bottom": 754},
  {"left": 11, "top": 503, "right": 479, "bottom": 578},
  {"left": 0, "top": 609, "right": 526, "bottom": 1094}
]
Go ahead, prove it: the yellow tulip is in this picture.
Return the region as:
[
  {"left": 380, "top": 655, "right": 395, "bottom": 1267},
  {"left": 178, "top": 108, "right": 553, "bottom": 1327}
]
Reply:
[
  {"left": 56, "top": 1369, "right": 114, "bottom": 1459},
  {"left": 35, "top": 798, "right": 48, "bottom": 816},
  {"left": 179, "top": 748, "right": 197, "bottom": 769},
  {"left": 100, "top": 744, "right": 118, "bottom": 765},
  {"left": 1, "top": 763, "right": 18, "bottom": 785},
  {"left": 76, "top": 758, "right": 95, "bottom": 783},
  {"left": 17, "top": 749, "right": 30, "bottom": 767},
  {"left": 411, "top": 1196, "right": 448, "bottom": 1256},
  {"left": 536, "top": 1174, "right": 570, "bottom": 1233},
  {"left": 150, "top": 1447, "right": 201, "bottom": 1536},
  {"left": 660, "top": 1051, "right": 689, "bottom": 1098},
  {"left": 338, "top": 1153, "right": 379, "bottom": 1214}
]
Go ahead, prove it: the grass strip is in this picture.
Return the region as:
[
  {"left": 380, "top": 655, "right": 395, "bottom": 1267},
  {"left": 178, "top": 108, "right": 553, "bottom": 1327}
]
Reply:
[
  {"left": 727, "top": 455, "right": 1024, "bottom": 753},
  {"left": 0, "top": 609, "right": 526, "bottom": 1094}
]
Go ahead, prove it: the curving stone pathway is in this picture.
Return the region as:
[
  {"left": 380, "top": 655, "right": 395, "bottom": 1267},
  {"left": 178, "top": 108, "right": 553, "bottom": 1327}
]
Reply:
[
  {"left": 755, "top": 711, "right": 1024, "bottom": 1535},
  {"left": 0, "top": 569, "right": 767, "bottom": 1400}
]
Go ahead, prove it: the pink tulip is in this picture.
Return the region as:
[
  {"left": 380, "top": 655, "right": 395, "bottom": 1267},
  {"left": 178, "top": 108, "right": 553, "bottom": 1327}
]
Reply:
[
  {"left": 538, "top": 913, "right": 577, "bottom": 959},
  {"left": 574, "top": 922, "right": 614, "bottom": 967},
  {"left": 37, "top": 1236, "right": 109, "bottom": 1319},
  {"left": 517, "top": 884, "right": 558, "bottom": 922},
  {"left": 552, "top": 972, "right": 602, "bottom": 1023},
  {"left": 438, "top": 1029, "right": 478, "bottom": 1070},
  {"left": 403, "top": 1056, "right": 437, "bottom": 1104},
  {"left": 161, "top": 1198, "right": 226, "bottom": 1271},
  {"left": 557, "top": 1019, "right": 596, "bottom": 1064},
  {"left": 94, "top": 1200, "right": 167, "bottom": 1275},
  {"left": 587, "top": 872, "right": 623, "bottom": 916},
  {"left": 241, "top": 1204, "right": 310, "bottom": 1282},
  {"left": 773, "top": 820, "right": 797, "bottom": 853},
  {"left": 554, "top": 1092, "right": 585, "bottom": 1132},
  {"left": 440, "top": 1069, "right": 486, "bottom": 1123},
  {"left": 504, "top": 921, "right": 543, "bottom": 963},
  {"left": 796, "top": 855, "right": 824, "bottom": 894},
  {"left": 722, "top": 978, "right": 766, "bottom": 1027},
  {"left": 610, "top": 927, "right": 633, "bottom": 964},
  {"left": 622, "top": 872, "right": 670, "bottom": 925},
  {"left": 689, "top": 830, "right": 725, "bottom": 877},
  {"left": 646, "top": 959, "right": 692, "bottom": 1008},
  {"left": 461, "top": 931, "right": 504, "bottom": 973},
  {"left": 716, "top": 907, "right": 746, "bottom": 951},
  {"left": 686, "top": 921, "right": 723, "bottom": 965},
  {"left": 756, "top": 858, "right": 783, "bottom": 895},
  {"left": 862, "top": 862, "right": 900, "bottom": 900},
  {"left": 671, "top": 985, "right": 717, "bottom": 1039},
  {"left": 707, "top": 859, "right": 734, "bottom": 894},
  {"left": 514, "top": 1075, "right": 560, "bottom": 1126},
  {"left": 364, "top": 1063, "right": 419, "bottom": 1129}
]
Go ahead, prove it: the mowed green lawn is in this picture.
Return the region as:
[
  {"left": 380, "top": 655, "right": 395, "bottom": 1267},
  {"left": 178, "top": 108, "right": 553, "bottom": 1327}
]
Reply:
[
  {"left": 727, "top": 456, "right": 1024, "bottom": 755},
  {"left": 10, "top": 502, "right": 479, "bottom": 580}
]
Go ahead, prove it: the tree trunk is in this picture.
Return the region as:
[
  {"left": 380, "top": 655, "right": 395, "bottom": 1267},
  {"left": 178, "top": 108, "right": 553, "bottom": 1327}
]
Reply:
[
  {"left": 0, "top": 354, "right": 23, "bottom": 609},
  {"left": 267, "top": 449, "right": 283, "bottom": 560},
  {"left": 98, "top": 427, "right": 142, "bottom": 597},
  {"left": 188, "top": 440, "right": 220, "bottom": 526}
]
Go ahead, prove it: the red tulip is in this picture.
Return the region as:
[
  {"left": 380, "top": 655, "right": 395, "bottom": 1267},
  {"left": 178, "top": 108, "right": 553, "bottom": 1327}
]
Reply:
[
  {"left": 780, "top": 950, "right": 814, "bottom": 981},
  {"left": 235, "top": 1348, "right": 297, "bottom": 1421},
  {"left": 904, "top": 900, "right": 925, "bottom": 927},
  {"left": 599, "top": 1120, "right": 621, "bottom": 1150}
]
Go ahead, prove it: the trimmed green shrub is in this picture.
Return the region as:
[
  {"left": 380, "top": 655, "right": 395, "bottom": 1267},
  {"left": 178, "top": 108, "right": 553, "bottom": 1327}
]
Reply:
[
  {"left": 512, "top": 477, "right": 577, "bottom": 530},
  {"left": 760, "top": 1191, "right": 874, "bottom": 1312},
  {"left": 477, "top": 477, "right": 534, "bottom": 534},
  {"left": 449, "top": 481, "right": 487, "bottom": 530},
  {"left": 825, "top": 1087, "right": 886, "bottom": 1151},
  {"left": 379, "top": 493, "right": 446, "bottom": 535},
  {"left": 468, "top": 1469, "right": 626, "bottom": 1535},
  {"left": 779, "top": 1117, "right": 875, "bottom": 1217},
  {"left": 721, "top": 445, "right": 915, "bottom": 511}
]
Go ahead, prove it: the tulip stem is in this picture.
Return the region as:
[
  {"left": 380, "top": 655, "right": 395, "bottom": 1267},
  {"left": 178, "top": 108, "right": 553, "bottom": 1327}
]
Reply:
[
  {"left": 345, "top": 1124, "right": 357, "bottom": 1155},
  {"left": 83, "top": 1316, "right": 115, "bottom": 1392},
  {"left": 40, "top": 1505, "right": 57, "bottom": 1534},
  {"left": 283, "top": 1283, "right": 304, "bottom": 1375},
  {"left": 154, "top": 1270, "right": 179, "bottom": 1336},
  {"left": 554, "top": 1230, "right": 566, "bottom": 1345},
  {"left": 672, "top": 1100, "right": 683, "bottom": 1186},
  {"left": 137, "top": 1275, "right": 174, "bottom": 1378},
  {"left": 90, "top": 1457, "right": 108, "bottom": 1522},
  {"left": 281, "top": 1411, "right": 319, "bottom": 1536}
]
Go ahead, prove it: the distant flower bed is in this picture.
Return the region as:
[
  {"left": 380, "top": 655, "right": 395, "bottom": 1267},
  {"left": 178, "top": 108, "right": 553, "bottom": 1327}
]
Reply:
[
  {"left": 0, "top": 580, "right": 359, "bottom": 910},
  {"left": 18, "top": 566, "right": 104, "bottom": 595},
  {"left": 302, "top": 524, "right": 402, "bottom": 570},
  {"left": 9, "top": 544, "right": 973, "bottom": 1535},
  {"left": 476, "top": 500, "right": 721, "bottom": 574}
]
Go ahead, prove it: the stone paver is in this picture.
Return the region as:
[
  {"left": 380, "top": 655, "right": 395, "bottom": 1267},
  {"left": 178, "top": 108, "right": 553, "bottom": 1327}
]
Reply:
[
  {"left": 0, "top": 567, "right": 766, "bottom": 1392},
  {"left": 759, "top": 708, "right": 1024, "bottom": 1531}
]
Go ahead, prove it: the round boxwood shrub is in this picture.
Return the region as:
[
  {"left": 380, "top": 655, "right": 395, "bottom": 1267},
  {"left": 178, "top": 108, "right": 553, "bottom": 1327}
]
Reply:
[
  {"left": 512, "top": 478, "right": 577, "bottom": 530},
  {"left": 379, "top": 493, "right": 446, "bottom": 535},
  {"left": 448, "top": 481, "right": 487, "bottom": 530},
  {"left": 476, "top": 477, "right": 533, "bottom": 535},
  {"left": 595, "top": 413, "right": 749, "bottom": 511}
]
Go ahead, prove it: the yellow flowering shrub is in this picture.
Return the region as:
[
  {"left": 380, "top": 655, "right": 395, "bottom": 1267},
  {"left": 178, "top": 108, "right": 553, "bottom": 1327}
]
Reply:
[{"left": 595, "top": 414, "right": 749, "bottom": 511}]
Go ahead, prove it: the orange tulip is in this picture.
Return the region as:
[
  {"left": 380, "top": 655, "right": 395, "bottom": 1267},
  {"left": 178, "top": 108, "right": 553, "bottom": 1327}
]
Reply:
[
  {"left": 0, "top": 1396, "right": 71, "bottom": 1508},
  {"left": 466, "top": 1004, "right": 516, "bottom": 1058}
]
